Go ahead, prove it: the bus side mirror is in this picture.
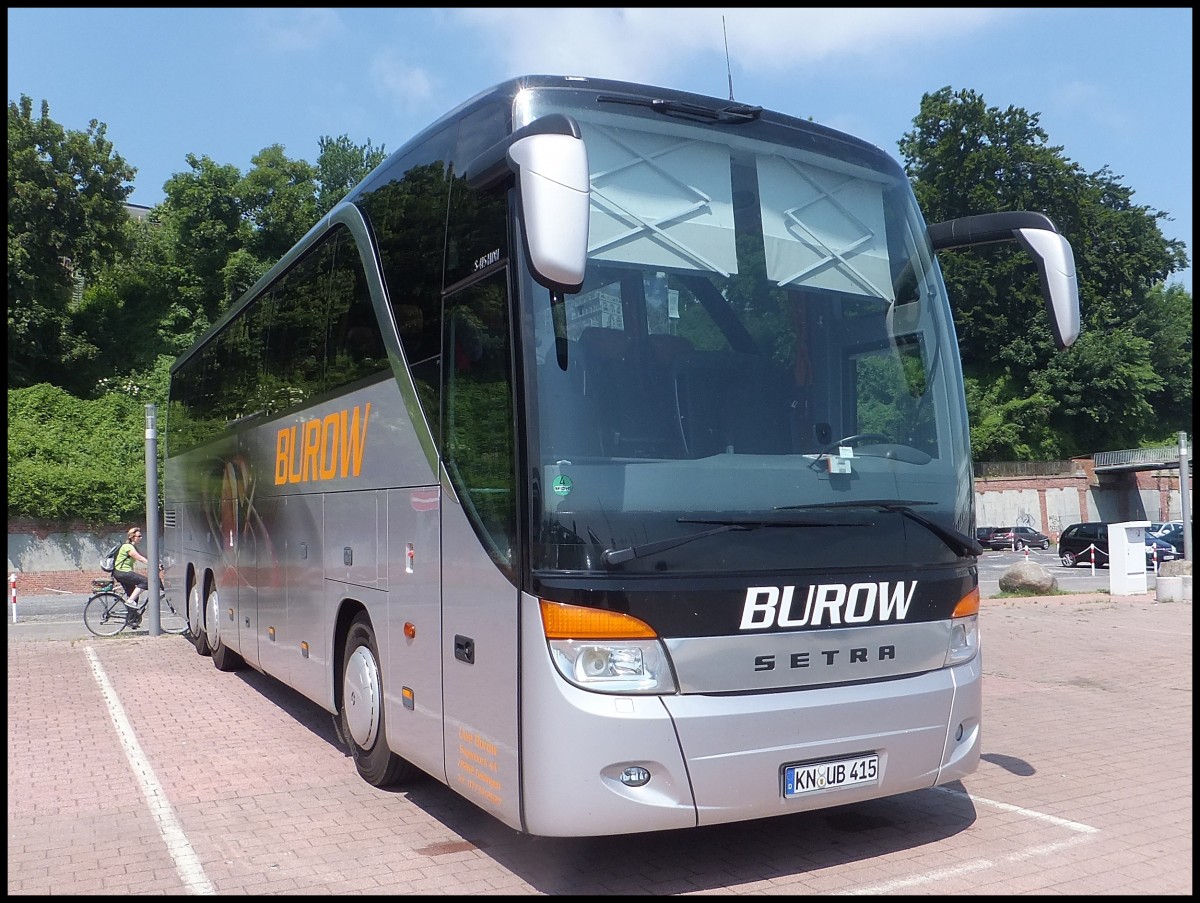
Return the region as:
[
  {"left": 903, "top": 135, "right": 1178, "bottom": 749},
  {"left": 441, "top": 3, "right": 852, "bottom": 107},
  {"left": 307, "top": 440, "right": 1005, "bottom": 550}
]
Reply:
[
  {"left": 464, "top": 113, "right": 590, "bottom": 293},
  {"left": 928, "top": 211, "right": 1080, "bottom": 349}
]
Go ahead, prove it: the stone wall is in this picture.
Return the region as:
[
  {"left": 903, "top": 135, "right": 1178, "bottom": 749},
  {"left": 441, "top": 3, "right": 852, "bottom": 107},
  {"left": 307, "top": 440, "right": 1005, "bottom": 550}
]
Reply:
[
  {"left": 7, "top": 519, "right": 127, "bottom": 595},
  {"left": 974, "top": 462, "right": 1187, "bottom": 540}
]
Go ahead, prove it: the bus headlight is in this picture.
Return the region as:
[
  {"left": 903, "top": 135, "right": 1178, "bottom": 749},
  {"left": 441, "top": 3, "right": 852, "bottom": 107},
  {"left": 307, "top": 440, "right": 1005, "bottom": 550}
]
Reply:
[
  {"left": 945, "top": 613, "right": 979, "bottom": 666},
  {"left": 548, "top": 639, "right": 676, "bottom": 694}
]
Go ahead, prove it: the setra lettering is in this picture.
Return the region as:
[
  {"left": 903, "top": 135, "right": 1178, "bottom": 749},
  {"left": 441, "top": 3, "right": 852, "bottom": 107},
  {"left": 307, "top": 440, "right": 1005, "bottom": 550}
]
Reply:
[{"left": 754, "top": 645, "right": 898, "bottom": 672}]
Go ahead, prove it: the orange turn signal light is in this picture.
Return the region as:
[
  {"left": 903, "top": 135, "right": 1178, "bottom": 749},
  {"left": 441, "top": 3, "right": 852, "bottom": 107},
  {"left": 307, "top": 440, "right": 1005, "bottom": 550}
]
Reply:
[
  {"left": 953, "top": 586, "right": 980, "bottom": 618},
  {"left": 539, "top": 599, "right": 657, "bottom": 639}
]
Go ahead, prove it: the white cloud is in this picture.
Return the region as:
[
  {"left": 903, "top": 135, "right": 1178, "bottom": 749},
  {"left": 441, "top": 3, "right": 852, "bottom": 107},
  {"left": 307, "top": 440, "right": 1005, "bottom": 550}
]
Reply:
[
  {"left": 371, "top": 52, "right": 437, "bottom": 112},
  {"left": 1051, "top": 80, "right": 1131, "bottom": 133},
  {"left": 247, "top": 8, "right": 346, "bottom": 53},
  {"left": 447, "top": 8, "right": 1019, "bottom": 83}
]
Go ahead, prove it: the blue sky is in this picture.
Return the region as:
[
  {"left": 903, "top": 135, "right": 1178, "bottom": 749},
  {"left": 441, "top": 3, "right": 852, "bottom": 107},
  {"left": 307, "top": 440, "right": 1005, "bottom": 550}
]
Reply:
[{"left": 8, "top": 7, "right": 1192, "bottom": 291}]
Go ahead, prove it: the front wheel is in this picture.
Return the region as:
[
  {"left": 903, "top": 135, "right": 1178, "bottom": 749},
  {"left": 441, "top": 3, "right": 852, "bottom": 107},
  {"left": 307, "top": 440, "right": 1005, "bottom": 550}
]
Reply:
[
  {"left": 84, "top": 592, "right": 129, "bottom": 637},
  {"left": 1061, "top": 551, "right": 1079, "bottom": 567},
  {"left": 340, "top": 613, "right": 416, "bottom": 787}
]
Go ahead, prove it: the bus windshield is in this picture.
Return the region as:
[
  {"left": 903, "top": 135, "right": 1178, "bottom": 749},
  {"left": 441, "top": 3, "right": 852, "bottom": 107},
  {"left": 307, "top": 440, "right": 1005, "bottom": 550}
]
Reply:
[{"left": 516, "top": 89, "right": 971, "bottom": 575}]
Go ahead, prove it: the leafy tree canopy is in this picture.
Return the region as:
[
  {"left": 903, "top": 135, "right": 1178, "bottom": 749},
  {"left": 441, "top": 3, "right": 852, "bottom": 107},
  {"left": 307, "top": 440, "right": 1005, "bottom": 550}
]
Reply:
[
  {"left": 315, "top": 134, "right": 388, "bottom": 216},
  {"left": 8, "top": 96, "right": 387, "bottom": 399},
  {"left": 899, "top": 87, "right": 1191, "bottom": 458},
  {"left": 8, "top": 95, "right": 136, "bottom": 388}
]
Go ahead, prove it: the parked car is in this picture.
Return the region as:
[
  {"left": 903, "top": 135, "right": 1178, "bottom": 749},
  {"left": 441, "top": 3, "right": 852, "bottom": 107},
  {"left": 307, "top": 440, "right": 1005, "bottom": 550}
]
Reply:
[
  {"left": 984, "top": 525, "right": 1051, "bottom": 550},
  {"left": 1057, "top": 522, "right": 1180, "bottom": 568},
  {"left": 1149, "top": 521, "right": 1186, "bottom": 555},
  {"left": 975, "top": 526, "right": 1000, "bottom": 545}
]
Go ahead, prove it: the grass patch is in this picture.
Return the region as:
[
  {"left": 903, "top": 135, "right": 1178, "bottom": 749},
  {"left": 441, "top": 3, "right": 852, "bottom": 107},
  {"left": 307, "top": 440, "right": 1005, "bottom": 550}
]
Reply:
[{"left": 989, "top": 587, "right": 1110, "bottom": 599}]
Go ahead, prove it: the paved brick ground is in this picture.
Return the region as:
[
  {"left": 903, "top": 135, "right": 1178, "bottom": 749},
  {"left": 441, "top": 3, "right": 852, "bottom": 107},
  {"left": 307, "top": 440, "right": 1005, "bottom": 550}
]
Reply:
[{"left": 7, "top": 593, "right": 1192, "bottom": 895}]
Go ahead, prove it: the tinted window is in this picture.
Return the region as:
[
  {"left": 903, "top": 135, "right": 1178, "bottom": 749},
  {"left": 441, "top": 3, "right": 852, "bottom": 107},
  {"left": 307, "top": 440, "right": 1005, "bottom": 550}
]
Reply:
[
  {"left": 442, "top": 269, "right": 516, "bottom": 574},
  {"left": 354, "top": 127, "right": 455, "bottom": 440},
  {"left": 168, "top": 225, "right": 384, "bottom": 452},
  {"left": 354, "top": 102, "right": 510, "bottom": 448}
]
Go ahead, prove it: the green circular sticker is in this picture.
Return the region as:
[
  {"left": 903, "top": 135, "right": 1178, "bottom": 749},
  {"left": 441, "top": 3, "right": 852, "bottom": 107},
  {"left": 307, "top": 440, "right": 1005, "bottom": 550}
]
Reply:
[{"left": 552, "top": 474, "right": 573, "bottom": 496}]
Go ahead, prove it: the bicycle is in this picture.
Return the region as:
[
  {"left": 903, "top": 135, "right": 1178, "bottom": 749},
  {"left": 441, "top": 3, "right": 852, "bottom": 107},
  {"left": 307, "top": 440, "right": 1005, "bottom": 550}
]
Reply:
[{"left": 83, "top": 574, "right": 189, "bottom": 637}]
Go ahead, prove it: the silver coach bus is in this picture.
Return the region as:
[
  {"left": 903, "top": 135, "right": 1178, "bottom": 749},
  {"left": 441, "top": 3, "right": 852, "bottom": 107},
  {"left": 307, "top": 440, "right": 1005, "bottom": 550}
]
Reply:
[{"left": 164, "top": 74, "right": 1079, "bottom": 837}]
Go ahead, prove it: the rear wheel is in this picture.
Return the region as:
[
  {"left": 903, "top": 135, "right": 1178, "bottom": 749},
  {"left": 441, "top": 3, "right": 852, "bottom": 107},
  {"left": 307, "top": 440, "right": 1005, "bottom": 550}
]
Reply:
[
  {"left": 189, "top": 582, "right": 211, "bottom": 656},
  {"left": 206, "top": 586, "right": 244, "bottom": 672},
  {"left": 83, "top": 592, "right": 128, "bottom": 637},
  {"left": 157, "top": 593, "right": 189, "bottom": 634},
  {"left": 340, "top": 613, "right": 416, "bottom": 787}
]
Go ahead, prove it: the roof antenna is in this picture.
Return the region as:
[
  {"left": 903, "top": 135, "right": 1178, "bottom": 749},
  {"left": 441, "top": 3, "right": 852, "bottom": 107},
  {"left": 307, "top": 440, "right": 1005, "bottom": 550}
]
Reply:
[{"left": 723, "top": 15, "right": 735, "bottom": 101}]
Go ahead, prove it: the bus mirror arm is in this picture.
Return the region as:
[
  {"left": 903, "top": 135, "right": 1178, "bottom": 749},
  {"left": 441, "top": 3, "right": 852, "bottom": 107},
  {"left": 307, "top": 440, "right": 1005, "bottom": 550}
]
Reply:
[
  {"left": 463, "top": 113, "right": 583, "bottom": 190},
  {"left": 927, "top": 211, "right": 1080, "bottom": 349},
  {"left": 550, "top": 289, "right": 569, "bottom": 371}
]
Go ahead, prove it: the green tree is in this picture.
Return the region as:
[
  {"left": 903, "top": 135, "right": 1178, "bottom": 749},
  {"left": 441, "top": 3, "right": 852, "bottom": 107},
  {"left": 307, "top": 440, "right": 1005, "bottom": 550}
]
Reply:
[
  {"left": 1134, "top": 283, "right": 1193, "bottom": 438},
  {"left": 159, "top": 153, "right": 253, "bottom": 324},
  {"left": 65, "top": 134, "right": 391, "bottom": 401},
  {"left": 8, "top": 95, "right": 136, "bottom": 387},
  {"left": 899, "top": 87, "right": 1191, "bottom": 459},
  {"left": 238, "top": 144, "right": 318, "bottom": 263},
  {"left": 315, "top": 134, "right": 388, "bottom": 216}
]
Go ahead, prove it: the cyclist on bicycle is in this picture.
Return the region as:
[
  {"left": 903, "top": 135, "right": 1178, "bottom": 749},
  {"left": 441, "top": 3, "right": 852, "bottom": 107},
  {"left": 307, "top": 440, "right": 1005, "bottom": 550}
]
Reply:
[{"left": 112, "top": 526, "right": 156, "bottom": 611}]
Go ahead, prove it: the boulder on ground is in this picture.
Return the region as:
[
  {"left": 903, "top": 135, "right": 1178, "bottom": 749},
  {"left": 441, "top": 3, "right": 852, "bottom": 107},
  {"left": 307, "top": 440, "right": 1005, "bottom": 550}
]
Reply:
[
  {"left": 998, "top": 560, "right": 1059, "bottom": 595},
  {"left": 1159, "top": 559, "right": 1191, "bottom": 577}
]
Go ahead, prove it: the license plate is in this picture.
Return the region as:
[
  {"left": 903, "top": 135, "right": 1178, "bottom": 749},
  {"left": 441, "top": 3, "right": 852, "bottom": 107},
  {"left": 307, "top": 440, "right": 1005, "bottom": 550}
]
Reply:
[{"left": 783, "top": 754, "right": 879, "bottom": 798}]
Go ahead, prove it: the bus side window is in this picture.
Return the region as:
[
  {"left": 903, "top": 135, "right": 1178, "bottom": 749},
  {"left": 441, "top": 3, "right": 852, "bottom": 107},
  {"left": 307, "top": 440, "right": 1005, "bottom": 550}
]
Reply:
[
  {"left": 442, "top": 273, "right": 517, "bottom": 570},
  {"left": 327, "top": 229, "right": 388, "bottom": 385}
]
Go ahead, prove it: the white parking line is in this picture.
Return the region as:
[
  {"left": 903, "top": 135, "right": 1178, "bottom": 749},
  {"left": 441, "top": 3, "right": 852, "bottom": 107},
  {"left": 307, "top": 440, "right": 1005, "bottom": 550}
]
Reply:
[
  {"left": 85, "top": 646, "right": 216, "bottom": 895},
  {"left": 938, "top": 787, "right": 1099, "bottom": 834},
  {"left": 839, "top": 788, "right": 1098, "bottom": 895}
]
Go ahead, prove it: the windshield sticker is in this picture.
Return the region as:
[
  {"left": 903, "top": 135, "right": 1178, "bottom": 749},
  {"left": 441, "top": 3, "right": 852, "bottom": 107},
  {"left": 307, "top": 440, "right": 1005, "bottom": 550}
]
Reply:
[{"left": 552, "top": 474, "right": 573, "bottom": 496}]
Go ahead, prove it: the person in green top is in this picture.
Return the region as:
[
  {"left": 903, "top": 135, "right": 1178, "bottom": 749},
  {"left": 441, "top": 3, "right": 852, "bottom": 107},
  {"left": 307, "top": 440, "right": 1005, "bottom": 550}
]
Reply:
[{"left": 113, "top": 526, "right": 152, "bottom": 609}]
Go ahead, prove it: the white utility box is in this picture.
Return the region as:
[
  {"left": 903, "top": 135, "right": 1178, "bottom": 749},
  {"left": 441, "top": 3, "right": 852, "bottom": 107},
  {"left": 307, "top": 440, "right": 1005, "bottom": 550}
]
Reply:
[{"left": 1109, "top": 520, "right": 1149, "bottom": 594}]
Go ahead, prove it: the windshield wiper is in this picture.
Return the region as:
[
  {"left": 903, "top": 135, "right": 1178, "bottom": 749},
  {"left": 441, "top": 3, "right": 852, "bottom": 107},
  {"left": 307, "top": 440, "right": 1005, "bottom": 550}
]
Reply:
[
  {"left": 601, "top": 515, "right": 847, "bottom": 566},
  {"left": 774, "top": 499, "right": 984, "bottom": 558},
  {"left": 597, "top": 94, "right": 763, "bottom": 124},
  {"left": 603, "top": 523, "right": 746, "bottom": 566}
]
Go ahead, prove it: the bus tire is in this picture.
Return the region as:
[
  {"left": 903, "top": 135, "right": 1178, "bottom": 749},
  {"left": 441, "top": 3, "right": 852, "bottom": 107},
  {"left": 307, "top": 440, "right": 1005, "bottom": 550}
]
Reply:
[
  {"left": 206, "top": 586, "right": 244, "bottom": 672},
  {"left": 189, "top": 582, "right": 211, "bottom": 656},
  {"left": 340, "top": 613, "right": 415, "bottom": 787}
]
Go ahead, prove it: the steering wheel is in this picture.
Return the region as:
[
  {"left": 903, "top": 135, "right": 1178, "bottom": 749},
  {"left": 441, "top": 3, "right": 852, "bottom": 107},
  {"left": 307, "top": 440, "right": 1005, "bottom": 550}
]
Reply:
[
  {"left": 808, "top": 432, "right": 893, "bottom": 470},
  {"left": 819, "top": 432, "right": 891, "bottom": 452}
]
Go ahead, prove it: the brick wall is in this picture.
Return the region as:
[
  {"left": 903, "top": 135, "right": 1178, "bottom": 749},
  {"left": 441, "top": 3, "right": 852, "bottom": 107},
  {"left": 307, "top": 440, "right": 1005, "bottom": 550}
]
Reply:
[{"left": 10, "top": 570, "right": 98, "bottom": 595}]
